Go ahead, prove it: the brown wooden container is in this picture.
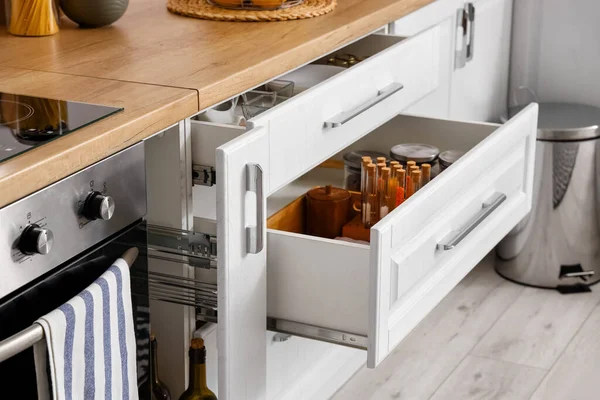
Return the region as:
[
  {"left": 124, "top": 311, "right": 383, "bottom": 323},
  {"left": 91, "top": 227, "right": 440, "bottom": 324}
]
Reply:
[{"left": 305, "top": 185, "right": 351, "bottom": 239}]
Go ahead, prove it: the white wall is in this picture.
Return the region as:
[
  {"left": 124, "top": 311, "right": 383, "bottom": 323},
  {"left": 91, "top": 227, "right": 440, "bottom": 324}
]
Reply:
[{"left": 510, "top": 0, "right": 600, "bottom": 107}]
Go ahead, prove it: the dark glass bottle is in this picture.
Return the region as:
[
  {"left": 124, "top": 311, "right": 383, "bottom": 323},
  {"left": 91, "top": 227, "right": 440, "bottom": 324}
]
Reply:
[
  {"left": 178, "top": 338, "right": 217, "bottom": 400},
  {"left": 151, "top": 334, "right": 172, "bottom": 400}
]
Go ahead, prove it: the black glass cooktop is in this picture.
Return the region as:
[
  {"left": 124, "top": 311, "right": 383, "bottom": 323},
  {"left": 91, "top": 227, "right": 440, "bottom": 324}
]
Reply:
[{"left": 0, "top": 92, "right": 123, "bottom": 163}]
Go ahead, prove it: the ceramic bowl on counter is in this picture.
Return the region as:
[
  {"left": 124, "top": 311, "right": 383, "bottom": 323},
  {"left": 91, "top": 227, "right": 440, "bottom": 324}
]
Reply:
[{"left": 60, "top": 0, "right": 128, "bottom": 27}]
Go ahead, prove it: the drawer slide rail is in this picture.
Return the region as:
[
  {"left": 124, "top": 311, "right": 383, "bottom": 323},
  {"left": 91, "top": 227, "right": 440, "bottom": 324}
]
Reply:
[{"left": 146, "top": 224, "right": 217, "bottom": 269}]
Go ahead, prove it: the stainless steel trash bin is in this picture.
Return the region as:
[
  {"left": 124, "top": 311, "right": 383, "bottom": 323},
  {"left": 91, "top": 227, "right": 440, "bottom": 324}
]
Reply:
[{"left": 496, "top": 103, "right": 600, "bottom": 289}]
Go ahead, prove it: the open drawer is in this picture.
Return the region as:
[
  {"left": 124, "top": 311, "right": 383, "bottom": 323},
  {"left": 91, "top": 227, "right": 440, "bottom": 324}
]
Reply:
[
  {"left": 264, "top": 105, "right": 538, "bottom": 368},
  {"left": 192, "top": 108, "right": 537, "bottom": 398},
  {"left": 188, "top": 26, "right": 522, "bottom": 400},
  {"left": 193, "top": 24, "right": 440, "bottom": 194}
]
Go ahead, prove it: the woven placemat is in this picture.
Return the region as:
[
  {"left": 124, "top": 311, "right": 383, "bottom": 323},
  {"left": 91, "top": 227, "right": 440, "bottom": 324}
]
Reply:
[{"left": 167, "top": 0, "right": 337, "bottom": 22}]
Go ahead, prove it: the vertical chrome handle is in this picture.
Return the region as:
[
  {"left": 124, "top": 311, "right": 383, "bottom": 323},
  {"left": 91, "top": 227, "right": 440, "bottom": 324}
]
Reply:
[
  {"left": 246, "top": 163, "right": 264, "bottom": 254},
  {"left": 466, "top": 3, "right": 475, "bottom": 61},
  {"left": 438, "top": 192, "right": 506, "bottom": 251},
  {"left": 324, "top": 82, "right": 404, "bottom": 128},
  {"left": 455, "top": 3, "right": 475, "bottom": 69}
]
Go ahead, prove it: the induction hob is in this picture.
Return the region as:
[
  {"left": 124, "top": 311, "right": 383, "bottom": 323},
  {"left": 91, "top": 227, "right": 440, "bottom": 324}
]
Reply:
[{"left": 0, "top": 92, "right": 123, "bottom": 163}]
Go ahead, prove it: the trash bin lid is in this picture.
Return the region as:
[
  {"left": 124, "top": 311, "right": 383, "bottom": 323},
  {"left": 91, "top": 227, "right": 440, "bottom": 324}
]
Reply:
[{"left": 504, "top": 103, "right": 600, "bottom": 141}]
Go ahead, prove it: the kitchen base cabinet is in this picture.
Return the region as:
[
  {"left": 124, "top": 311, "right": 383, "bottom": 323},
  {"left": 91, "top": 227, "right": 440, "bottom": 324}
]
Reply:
[
  {"left": 147, "top": 21, "right": 536, "bottom": 399},
  {"left": 391, "top": 15, "right": 455, "bottom": 119},
  {"left": 186, "top": 108, "right": 537, "bottom": 396},
  {"left": 145, "top": 121, "right": 196, "bottom": 397},
  {"left": 449, "top": 0, "right": 513, "bottom": 122},
  {"left": 194, "top": 323, "right": 366, "bottom": 400},
  {"left": 392, "top": 0, "right": 513, "bottom": 122},
  {"left": 196, "top": 27, "right": 440, "bottom": 400}
]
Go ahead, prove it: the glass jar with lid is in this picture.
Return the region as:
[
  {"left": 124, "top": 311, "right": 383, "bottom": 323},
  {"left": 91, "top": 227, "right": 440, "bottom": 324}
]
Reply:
[
  {"left": 208, "top": 0, "right": 304, "bottom": 10},
  {"left": 389, "top": 143, "right": 440, "bottom": 170},
  {"left": 342, "top": 150, "right": 387, "bottom": 191},
  {"left": 439, "top": 150, "right": 465, "bottom": 171}
]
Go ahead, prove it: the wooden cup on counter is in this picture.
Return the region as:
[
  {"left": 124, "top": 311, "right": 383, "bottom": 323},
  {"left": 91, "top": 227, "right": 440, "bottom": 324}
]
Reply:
[{"left": 306, "top": 185, "right": 351, "bottom": 239}]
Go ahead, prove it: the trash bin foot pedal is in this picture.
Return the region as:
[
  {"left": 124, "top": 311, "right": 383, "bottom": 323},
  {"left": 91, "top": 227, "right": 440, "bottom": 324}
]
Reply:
[{"left": 556, "top": 284, "right": 592, "bottom": 294}]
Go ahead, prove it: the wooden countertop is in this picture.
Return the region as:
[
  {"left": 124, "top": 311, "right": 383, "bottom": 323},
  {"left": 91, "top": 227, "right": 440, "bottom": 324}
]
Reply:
[
  {"left": 0, "top": 0, "right": 434, "bottom": 206},
  {"left": 0, "top": 0, "right": 434, "bottom": 109},
  {"left": 0, "top": 67, "right": 197, "bottom": 207}
]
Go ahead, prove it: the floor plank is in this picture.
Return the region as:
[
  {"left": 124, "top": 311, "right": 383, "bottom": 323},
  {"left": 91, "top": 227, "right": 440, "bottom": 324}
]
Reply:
[
  {"left": 530, "top": 303, "right": 600, "bottom": 400},
  {"left": 331, "top": 255, "right": 523, "bottom": 400},
  {"left": 471, "top": 285, "right": 600, "bottom": 369},
  {"left": 430, "top": 355, "right": 546, "bottom": 400}
]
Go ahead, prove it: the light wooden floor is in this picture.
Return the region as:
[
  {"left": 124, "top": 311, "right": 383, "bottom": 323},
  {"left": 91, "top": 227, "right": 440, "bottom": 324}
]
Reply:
[{"left": 331, "top": 253, "right": 600, "bottom": 400}]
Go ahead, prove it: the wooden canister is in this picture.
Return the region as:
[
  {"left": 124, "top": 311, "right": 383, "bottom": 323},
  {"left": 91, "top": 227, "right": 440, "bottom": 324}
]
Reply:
[{"left": 306, "top": 185, "right": 351, "bottom": 239}]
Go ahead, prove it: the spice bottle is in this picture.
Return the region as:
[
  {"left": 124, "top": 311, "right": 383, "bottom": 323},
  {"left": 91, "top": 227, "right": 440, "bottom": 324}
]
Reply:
[
  {"left": 396, "top": 168, "right": 406, "bottom": 207},
  {"left": 364, "top": 163, "right": 378, "bottom": 228},
  {"left": 379, "top": 167, "right": 391, "bottom": 219},
  {"left": 388, "top": 167, "right": 398, "bottom": 211},
  {"left": 422, "top": 163, "right": 432, "bottom": 185},
  {"left": 412, "top": 170, "right": 422, "bottom": 193},
  {"left": 360, "top": 156, "right": 372, "bottom": 225}
]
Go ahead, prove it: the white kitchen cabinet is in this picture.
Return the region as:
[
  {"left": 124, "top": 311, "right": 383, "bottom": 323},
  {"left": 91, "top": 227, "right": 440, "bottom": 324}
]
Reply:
[
  {"left": 148, "top": 11, "right": 537, "bottom": 400},
  {"left": 392, "top": 0, "right": 513, "bottom": 121},
  {"left": 194, "top": 324, "right": 366, "bottom": 400},
  {"left": 214, "top": 27, "right": 441, "bottom": 400},
  {"left": 450, "top": 0, "right": 513, "bottom": 121},
  {"left": 390, "top": 1, "right": 459, "bottom": 119},
  {"left": 195, "top": 100, "right": 535, "bottom": 400}
]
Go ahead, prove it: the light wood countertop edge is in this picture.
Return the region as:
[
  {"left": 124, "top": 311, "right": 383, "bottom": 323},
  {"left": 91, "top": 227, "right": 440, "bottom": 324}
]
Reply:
[{"left": 0, "top": 74, "right": 198, "bottom": 208}]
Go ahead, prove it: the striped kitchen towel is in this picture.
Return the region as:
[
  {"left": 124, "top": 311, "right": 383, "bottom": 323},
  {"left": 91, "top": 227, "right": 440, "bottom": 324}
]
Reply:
[{"left": 33, "top": 257, "right": 139, "bottom": 400}]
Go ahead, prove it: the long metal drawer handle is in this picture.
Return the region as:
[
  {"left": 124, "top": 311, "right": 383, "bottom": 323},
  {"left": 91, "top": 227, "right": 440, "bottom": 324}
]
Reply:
[
  {"left": 246, "top": 163, "right": 264, "bottom": 254},
  {"left": 324, "top": 82, "right": 404, "bottom": 128},
  {"left": 438, "top": 192, "right": 506, "bottom": 251}
]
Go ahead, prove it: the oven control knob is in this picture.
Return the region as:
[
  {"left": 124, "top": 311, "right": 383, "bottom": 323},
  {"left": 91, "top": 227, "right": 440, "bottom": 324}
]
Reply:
[
  {"left": 84, "top": 191, "right": 115, "bottom": 221},
  {"left": 19, "top": 224, "right": 54, "bottom": 255}
]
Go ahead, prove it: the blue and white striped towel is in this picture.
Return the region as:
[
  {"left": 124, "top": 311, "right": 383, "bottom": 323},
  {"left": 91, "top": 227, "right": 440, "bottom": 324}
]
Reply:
[{"left": 33, "top": 258, "right": 139, "bottom": 400}]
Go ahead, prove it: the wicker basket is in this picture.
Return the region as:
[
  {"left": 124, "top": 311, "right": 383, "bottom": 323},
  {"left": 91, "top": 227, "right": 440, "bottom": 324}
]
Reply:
[
  {"left": 208, "top": 0, "right": 304, "bottom": 10},
  {"left": 167, "top": 0, "right": 336, "bottom": 22}
]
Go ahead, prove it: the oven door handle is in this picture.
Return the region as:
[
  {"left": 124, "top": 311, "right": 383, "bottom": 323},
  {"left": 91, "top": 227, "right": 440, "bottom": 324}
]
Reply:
[{"left": 0, "top": 248, "right": 138, "bottom": 363}]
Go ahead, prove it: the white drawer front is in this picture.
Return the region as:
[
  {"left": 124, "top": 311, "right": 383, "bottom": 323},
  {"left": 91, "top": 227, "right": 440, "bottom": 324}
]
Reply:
[
  {"left": 266, "top": 104, "right": 538, "bottom": 368},
  {"left": 252, "top": 26, "right": 441, "bottom": 195}
]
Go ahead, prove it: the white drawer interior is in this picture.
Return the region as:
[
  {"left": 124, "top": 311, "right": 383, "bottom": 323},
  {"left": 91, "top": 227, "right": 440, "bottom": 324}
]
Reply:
[{"left": 266, "top": 114, "right": 497, "bottom": 334}]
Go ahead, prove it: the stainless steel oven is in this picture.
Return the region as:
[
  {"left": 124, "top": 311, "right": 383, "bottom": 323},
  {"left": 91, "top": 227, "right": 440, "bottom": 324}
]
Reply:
[{"left": 0, "top": 143, "right": 150, "bottom": 399}]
